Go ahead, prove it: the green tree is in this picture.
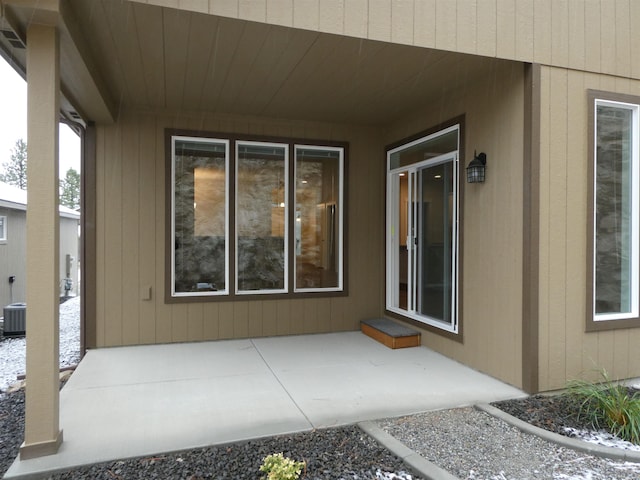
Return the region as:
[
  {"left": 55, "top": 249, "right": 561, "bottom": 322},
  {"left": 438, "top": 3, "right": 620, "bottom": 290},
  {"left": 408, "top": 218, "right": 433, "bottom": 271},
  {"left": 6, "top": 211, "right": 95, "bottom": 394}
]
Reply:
[
  {"left": 0, "top": 138, "right": 27, "bottom": 189},
  {"left": 60, "top": 167, "right": 80, "bottom": 210}
]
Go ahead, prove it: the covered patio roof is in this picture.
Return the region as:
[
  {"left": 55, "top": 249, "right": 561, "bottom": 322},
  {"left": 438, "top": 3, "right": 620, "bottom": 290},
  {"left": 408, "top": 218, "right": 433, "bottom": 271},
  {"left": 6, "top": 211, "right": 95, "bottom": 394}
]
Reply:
[{"left": 1, "top": 0, "right": 514, "bottom": 127}]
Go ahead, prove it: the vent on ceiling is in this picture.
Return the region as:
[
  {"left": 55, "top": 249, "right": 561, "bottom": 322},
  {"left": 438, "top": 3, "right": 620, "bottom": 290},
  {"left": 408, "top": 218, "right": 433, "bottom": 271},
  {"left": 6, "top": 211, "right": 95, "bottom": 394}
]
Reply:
[
  {"left": 69, "top": 111, "right": 82, "bottom": 120},
  {"left": 1, "top": 29, "right": 25, "bottom": 49}
]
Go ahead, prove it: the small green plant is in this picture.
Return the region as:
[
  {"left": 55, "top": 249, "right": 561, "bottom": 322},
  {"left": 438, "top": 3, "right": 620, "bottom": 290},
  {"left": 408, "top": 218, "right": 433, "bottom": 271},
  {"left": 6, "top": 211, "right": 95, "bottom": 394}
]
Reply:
[
  {"left": 259, "top": 453, "right": 306, "bottom": 480},
  {"left": 566, "top": 369, "right": 640, "bottom": 444}
]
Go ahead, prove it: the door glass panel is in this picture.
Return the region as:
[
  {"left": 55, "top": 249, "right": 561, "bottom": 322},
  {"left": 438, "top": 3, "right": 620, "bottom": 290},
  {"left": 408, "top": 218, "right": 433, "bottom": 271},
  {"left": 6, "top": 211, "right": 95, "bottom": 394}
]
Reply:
[
  {"left": 389, "top": 129, "right": 458, "bottom": 170},
  {"left": 417, "top": 162, "right": 454, "bottom": 324},
  {"left": 236, "top": 142, "right": 287, "bottom": 293}
]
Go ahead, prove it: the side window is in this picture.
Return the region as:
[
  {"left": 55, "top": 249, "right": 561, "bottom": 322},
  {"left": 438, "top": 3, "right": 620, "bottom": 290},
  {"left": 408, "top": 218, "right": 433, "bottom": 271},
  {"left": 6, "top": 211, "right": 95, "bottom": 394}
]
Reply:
[
  {"left": 294, "top": 146, "right": 344, "bottom": 292},
  {"left": 0, "top": 215, "right": 6, "bottom": 242},
  {"left": 589, "top": 93, "right": 640, "bottom": 327},
  {"left": 235, "top": 141, "right": 288, "bottom": 294},
  {"left": 172, "top": 137, "right": 229, "bottom": 297}
]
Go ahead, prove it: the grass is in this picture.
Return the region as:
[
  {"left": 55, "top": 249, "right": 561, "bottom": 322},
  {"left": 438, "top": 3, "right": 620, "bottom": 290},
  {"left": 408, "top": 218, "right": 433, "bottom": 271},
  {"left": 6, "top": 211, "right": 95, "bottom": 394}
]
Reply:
[{"left": 566, "top": 370, "right": 640, "bottom": 445}]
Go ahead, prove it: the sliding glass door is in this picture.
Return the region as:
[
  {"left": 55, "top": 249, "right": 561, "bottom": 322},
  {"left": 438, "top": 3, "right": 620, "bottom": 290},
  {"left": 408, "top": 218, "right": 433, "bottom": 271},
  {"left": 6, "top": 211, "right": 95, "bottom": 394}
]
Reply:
[{"left": 386, "top": 127, "right": 459, "bottom": 332}]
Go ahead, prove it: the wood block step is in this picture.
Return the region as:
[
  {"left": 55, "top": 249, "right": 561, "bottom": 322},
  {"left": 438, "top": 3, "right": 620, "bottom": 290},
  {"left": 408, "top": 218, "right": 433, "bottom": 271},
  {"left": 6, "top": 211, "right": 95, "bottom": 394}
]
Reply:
[{"left": 360, "top": 318, "right": 421, "bottom": 349}]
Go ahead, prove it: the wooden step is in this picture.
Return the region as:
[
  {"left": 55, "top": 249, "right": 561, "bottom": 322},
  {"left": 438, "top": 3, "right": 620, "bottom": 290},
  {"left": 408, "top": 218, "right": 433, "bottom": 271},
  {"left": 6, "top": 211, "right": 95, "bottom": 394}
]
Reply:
[{"left": 360, "top": 318, "right": 421, "bottom": 349}]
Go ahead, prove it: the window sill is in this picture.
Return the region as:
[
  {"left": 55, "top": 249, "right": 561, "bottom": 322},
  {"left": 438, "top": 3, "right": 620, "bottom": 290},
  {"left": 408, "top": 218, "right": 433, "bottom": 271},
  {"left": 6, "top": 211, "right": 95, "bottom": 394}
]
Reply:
[{"left": 586, "top": 316, "right": 640, "bottom": 332}]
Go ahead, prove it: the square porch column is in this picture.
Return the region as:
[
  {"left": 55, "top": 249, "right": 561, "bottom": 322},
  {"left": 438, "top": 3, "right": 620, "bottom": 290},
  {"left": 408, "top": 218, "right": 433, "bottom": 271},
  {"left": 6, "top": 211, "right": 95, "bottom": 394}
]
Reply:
[{"left": 20, "top": 22, "right": 63, "bottom": 459}]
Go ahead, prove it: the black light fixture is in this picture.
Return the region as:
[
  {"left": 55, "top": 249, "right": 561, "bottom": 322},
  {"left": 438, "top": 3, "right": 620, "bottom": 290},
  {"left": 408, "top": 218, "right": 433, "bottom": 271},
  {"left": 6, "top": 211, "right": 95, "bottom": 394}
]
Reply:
[{"left": 466, "top": 151, "right": 487, "bottom": 183}]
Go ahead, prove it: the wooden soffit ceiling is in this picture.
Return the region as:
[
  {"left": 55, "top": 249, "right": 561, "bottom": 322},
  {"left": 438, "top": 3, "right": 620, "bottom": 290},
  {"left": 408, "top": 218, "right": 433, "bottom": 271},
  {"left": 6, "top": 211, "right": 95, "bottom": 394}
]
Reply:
[{"left": 64, "top": 0, "right": 512, "bottom": 126}]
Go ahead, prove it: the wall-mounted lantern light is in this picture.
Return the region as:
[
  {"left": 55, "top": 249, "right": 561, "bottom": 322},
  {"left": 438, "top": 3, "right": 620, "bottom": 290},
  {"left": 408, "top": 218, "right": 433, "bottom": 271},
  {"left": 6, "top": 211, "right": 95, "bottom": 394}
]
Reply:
[{"left": 466, "top": 151, "right": 487, "bottom": 183}]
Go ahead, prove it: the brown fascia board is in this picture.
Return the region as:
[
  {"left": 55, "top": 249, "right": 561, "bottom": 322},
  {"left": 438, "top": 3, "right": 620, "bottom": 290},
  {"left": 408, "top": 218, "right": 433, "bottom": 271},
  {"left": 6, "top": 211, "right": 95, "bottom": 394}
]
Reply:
[{"left": 58, "top": 2, "right": 116, "bottom": 124}]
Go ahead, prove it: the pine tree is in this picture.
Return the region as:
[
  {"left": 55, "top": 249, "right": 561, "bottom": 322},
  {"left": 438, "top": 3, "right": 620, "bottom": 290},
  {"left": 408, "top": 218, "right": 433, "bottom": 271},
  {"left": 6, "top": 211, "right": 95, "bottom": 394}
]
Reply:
[
  {"left": 60, "top": 167, "right": 80, "bottom": 210},
  {"left": 0, "top": 138, "right": 27, "bottom": 189}
]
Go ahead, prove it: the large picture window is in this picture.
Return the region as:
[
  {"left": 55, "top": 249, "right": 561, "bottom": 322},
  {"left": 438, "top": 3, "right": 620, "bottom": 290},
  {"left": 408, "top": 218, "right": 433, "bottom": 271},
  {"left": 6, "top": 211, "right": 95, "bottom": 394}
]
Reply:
[
  {"left": 170, "top": 132, "right": 345, "bottom": 300},
  {"left": 591, "top": 95, "right": 640, "bottom": 324}
]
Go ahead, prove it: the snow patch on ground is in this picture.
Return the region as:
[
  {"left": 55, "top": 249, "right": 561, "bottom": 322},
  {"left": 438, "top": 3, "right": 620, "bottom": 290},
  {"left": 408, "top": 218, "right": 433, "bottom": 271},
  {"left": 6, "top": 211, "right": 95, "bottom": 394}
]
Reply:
[
  {"left": 0, "top": 296, "right": 80, "bottom": 392},
  {"left": 375, "top": 470, "right": 414, "bottom": 479},
  {"left": 552, "top": 457, "right": 640, "bottom": 479},
  {"left": 563, "top": 427, "right": 640, "bottom": 452}
]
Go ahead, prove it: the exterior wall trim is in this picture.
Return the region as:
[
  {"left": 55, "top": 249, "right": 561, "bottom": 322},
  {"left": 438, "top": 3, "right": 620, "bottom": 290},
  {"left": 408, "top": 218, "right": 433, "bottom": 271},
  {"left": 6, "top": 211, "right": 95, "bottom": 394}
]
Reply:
[
  {"left": 522, "top": 63, "right": 541, "bottom": 393},
  {"left": 82, "top": 122, "right": 97, "bottom": 350}
]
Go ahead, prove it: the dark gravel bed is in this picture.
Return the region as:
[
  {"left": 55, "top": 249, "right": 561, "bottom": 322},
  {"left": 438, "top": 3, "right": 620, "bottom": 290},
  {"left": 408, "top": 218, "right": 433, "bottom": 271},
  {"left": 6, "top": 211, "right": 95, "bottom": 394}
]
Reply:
[
  {"left": 492, "top": 387, "right": 640, "bottom": 440},
  {"left": 491, "top": 392, "right": 586, "bottom": 435},
  {"left": 0, "top": 389, "right": 419, "bottom": 480},
  {"left": 0, "top": 390, "right": 24, "bottom": 476}
]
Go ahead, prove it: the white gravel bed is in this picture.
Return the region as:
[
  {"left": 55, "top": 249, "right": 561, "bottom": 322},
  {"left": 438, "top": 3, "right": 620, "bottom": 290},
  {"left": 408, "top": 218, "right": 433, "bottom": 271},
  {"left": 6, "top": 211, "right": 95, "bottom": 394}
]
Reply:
[
  {"left": 0, "top": 296, "right": 80, "bottom": 392},
  {"left": 378, "top": 407, "right": 640, "bottom": 480}
]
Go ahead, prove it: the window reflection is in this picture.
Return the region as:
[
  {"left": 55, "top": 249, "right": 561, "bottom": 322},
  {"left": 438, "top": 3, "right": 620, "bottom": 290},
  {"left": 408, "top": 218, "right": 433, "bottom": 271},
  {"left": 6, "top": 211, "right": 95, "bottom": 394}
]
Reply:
[
  {"left": 295, "top": 148, "right": 342, "bottom": 290},
  {"left": 236, "top": 142, "right": 287, "bottom": 292},
  {"left": 173, "top": 139, "right": 227, "bottom": 294}
]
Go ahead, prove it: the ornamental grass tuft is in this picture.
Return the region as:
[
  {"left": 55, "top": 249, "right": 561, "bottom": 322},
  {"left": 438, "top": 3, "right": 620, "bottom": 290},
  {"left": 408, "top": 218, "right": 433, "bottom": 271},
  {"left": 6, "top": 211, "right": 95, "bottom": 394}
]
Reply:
[{"left": 566, "top": 369, "right": 640, "bottom": 445}]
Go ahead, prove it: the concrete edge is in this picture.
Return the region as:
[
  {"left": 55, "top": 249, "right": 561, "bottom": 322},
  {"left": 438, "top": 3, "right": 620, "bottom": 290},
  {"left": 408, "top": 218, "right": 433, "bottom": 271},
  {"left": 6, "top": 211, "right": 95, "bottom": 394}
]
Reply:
[
  {"left": 476, "top": 403, "right": 640, "bottom": 463},
  {"left": 358, "top": 421, "right": 459, "bottom": 480}
]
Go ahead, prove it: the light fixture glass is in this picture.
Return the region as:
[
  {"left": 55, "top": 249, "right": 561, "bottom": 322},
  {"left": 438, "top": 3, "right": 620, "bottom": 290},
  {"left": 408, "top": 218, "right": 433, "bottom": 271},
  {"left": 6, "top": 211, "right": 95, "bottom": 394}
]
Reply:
[{"left": 466, "top": 151, "right": 487, "bottom": 183}]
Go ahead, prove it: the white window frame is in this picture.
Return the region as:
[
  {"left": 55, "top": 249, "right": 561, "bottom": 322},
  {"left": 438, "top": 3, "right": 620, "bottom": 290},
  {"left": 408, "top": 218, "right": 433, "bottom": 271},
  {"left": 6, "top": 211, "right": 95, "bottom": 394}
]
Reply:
[
  {"left": 235, "top": 140, "right": 289, "bottom": 295},
  {"left": 171, "top": 136, "right": 230, "bottom": 298},
  {"left": 593, "top": 99, "right": 640, "bottom": 321},
  {"left": 293, "top": 144, "right": 344, "bottom": 293},
  {"left": 385, "top": 125, "right": 460, "bottom": 333},
  {"left": 0, "top": 215, "right": 6, "bottom": 242}
]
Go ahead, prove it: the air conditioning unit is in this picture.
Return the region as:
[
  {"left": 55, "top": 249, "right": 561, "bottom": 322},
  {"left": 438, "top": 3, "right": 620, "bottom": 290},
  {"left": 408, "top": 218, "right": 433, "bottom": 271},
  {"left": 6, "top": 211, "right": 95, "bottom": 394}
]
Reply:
[{"left": 3, "top": 303, "right": 26, "bottom": 336}]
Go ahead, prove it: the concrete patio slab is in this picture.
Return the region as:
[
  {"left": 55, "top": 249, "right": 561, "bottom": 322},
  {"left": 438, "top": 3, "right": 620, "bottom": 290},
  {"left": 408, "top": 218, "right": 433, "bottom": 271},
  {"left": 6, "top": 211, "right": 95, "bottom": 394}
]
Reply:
[{"left": 5, "top": 332, "right": 525, "bottom": 479}]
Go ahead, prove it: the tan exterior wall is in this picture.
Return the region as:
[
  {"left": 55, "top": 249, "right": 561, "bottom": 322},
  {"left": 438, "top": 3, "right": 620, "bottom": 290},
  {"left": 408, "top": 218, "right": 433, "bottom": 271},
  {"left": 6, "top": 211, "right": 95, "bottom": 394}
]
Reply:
[
  {"left": 132, "top": 0, "right": 640, "bottom": 81},
  {"left": 93, "top": 59, "right": 528, "bottom": 388},
  {"left": 537, "top": 66, "right": 640, "bottom": 391},
  {"left": 93, "top": 110, "right": 384, "bottom": 347},
  {"left": 385, "top": 60, "right": 525, "bottom": 388}
]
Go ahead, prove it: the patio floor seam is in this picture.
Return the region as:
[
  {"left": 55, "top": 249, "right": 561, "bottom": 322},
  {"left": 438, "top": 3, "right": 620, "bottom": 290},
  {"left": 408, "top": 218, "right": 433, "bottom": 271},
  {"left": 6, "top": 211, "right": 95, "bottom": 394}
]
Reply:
[{"left": 249, "top": 338, "right": 315, "bottom": 429}]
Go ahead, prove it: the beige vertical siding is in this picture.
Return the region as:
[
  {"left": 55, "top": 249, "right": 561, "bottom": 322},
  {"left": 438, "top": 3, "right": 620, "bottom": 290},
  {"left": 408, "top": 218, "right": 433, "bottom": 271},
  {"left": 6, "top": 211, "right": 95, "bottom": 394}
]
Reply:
[
  {"left": 384, "top": 60, "right": 526, "bottom": 388},
  {"left": 94, "top": 110, "right": 384, "bottom": 347},
  {"left": 130, "top": 0, "right": 640, "bottom": 80},
  {"left": 537, "top": 66, "right": 640, "bottom": 391}
]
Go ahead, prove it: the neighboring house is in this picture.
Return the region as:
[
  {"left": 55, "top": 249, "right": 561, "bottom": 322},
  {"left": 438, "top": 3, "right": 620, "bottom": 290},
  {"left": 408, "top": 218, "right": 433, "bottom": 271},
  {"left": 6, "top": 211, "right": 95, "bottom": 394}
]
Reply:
[
  {"left": 2, "top": 0, "right": 640, "bottom": 459},
  {"left": 0, "top": 182, "right": 80, "bottom": 309}
]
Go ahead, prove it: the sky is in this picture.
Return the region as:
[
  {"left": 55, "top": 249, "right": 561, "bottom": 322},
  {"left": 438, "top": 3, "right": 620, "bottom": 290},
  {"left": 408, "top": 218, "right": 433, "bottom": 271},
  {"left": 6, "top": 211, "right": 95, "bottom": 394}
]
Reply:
[{"left": 0, "top": 56, "right": 81, "bottom": 177}]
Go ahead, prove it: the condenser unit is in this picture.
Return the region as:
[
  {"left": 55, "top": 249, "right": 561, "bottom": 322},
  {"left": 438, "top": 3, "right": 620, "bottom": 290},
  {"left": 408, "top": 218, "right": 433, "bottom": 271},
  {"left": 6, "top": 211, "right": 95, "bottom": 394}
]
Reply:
[{"left": 3, "top": 303, "right": 26, "bottom": 336}]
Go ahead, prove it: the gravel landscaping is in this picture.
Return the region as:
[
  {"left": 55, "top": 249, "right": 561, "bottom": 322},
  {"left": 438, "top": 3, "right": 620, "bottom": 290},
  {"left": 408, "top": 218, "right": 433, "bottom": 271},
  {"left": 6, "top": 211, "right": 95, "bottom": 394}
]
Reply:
[
  {"left": 0, "top": 392, "right": 418, "bottom": 479},
  {"left": 378, "top": 407, "right": 640, "bottom": 480},
  {"left": 2, "top": 299, "right": 640, "bottom": 479}
]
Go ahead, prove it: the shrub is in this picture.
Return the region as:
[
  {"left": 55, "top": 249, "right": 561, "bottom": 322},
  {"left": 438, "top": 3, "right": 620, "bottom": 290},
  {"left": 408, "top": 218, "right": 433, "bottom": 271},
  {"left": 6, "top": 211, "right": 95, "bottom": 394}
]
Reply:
[
  {"left": 259, "top": 453, "right": 306, "bottom": 480},
  {"left": 566, "top": 369, "right": 640, "bottom": 444}
]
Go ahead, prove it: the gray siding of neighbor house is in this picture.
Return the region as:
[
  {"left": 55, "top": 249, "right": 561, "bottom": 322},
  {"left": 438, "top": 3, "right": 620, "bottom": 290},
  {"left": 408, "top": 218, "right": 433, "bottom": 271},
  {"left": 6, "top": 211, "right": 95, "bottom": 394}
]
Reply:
[
  {"left": 0, "top": 207, "right": 79, "bottom": 311},
  {"left": 0, "top": 207, "right": 27, "bottom": 307}
]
